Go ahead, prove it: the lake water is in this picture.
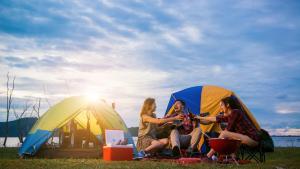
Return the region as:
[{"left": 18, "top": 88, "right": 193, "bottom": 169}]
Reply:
[{"left": 1, "top": 136, "right": 300, "bottom": 148}]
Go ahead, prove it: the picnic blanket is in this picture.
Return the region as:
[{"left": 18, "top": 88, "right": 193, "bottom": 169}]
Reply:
[{"left": 141, "top": 157, "right": 251, "bottom": 165}]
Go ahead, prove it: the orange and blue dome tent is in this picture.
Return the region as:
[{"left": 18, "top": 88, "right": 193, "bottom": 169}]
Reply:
[
  {"left": 165, "top": 85, "right": 260, "bottom": 149},
  {"left": 19, "top": 96, "right": 136, "bottom": 157}
]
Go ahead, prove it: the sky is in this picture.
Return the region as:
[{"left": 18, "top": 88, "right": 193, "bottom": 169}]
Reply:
[{"left": 0, "top": 0, "right": 300, "bottom": 135}]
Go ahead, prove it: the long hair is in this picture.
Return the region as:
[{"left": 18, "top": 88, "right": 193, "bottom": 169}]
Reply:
[
  {"left": 140, "top": 98, "right": 155, "bottom": 116},
  {"left": 221, "top": 96, "right": 241, "bottom": 110}
]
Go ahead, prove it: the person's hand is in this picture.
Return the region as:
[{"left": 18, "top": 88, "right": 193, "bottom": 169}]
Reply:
[
  {"left": 174, "top": 114, "right": 184, "bottom": 120},
  {"left": 196, "top": 116, "right": 203, "bottom": 120},
  {"left": 195, "top": 115, "right": 200, "bottom": 119}
]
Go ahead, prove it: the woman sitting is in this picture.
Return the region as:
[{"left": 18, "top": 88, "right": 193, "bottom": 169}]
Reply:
[
  {"left": 136, "top": 98, "right": 183, "bottom": 158},
  {"left": 197, "top": 96, "right": 260, "bottom": 159}
]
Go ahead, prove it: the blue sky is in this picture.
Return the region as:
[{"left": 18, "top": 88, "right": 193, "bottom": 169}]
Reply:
[{"left": 0, "top": 0, "right": 300, "bottom": 135}]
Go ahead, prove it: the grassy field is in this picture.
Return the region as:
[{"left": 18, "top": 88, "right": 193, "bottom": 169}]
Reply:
[{"left": 0, "top": 147, "right": 300, "bottom": 169}]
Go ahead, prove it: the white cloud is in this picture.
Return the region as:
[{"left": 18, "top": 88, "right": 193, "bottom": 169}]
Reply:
[
  {"left": 0, "top": 32, "right": 173, "bottom": 125},
  {"left": 0, "top": 0, "right": 300, "bottom": 129},
  {"left": 256, "top": 15, "right": 297, "bottom": 29},
  {"left": 276, "top": 102, "right": 300, "bottom": 114},
  {"left": 99, "top": 0, "right": 153, "bottom": 19},
  {"left": 267, "top": 128, "right": 300, "bottom": 136},
  {"left": 29, "top": 16, "right": 50, "bottom": 23},
  {"left": 160, "top": 25, "right": 204, "bottom": 47},
  {"left": 212, "top": 65, "right": 222, "bottom": 75},
  {"left": 162, "top": 32, "right": 182, "bottom": 47},
  {"left": 234, "top": 0, "right": 267, "bottom": 10},
  {"left": 181, "top": 25, "right": 203, "bottom": 43}
]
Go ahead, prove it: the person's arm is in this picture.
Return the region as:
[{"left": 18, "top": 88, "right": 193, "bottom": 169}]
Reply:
[
  {"left": 194, "top": 116, "right": 216, "bottom": 125},
  {"left": 199, "top": 119, "right": 213, "bottom": 125},
  {"left": 142, "top": 114, "right": 182, "bottom": 124},
  {"left": 196, "top": 116, "right": 217, "bottom": 123}
]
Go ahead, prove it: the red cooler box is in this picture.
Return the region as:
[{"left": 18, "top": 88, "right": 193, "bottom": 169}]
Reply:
[{"left": 103, "top": 145, "right": 133, "bottom": 161}]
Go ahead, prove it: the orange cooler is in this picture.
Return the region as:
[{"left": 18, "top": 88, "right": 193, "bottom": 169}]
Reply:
[{"left": 103, "top": 145, "right": 133, "bottom": 161}]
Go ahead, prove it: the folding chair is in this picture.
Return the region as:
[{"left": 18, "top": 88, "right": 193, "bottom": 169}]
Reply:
[{"left": 238, "top": 142, "right": 265, "bottom": 163}]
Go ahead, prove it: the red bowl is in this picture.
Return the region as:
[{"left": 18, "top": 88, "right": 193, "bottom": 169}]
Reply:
[{"left": 208, "top": 138, "right": 241, "bottom": 155}]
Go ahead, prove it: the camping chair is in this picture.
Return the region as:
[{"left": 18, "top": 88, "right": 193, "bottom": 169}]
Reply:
[
  {"left": 238, "top": 128, "right": 274, "bottom": 163},
  {"left": 238, "top": 141, "right": 265, "bottom": 163}
]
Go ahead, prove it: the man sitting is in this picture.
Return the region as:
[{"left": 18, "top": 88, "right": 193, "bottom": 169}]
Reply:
[{"left": 167, "top": 100, "right": 202, "bottom": 157}]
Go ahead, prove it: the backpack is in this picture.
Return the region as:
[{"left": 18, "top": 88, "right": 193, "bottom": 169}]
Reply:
[{"left": 260, "top": 129, "right": 274, "bottom": 152}]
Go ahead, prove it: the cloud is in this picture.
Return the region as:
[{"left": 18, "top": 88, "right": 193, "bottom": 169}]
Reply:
[
  {"left": 256, "top": 15, "right": 297, "bottom": 29},
  {"left": 1, "top": 56, "right": 67, "bottom": 68},
  {"left": 211, "top": 65, "right": 222, "bottom": 75},
  {"left": 267, "top": 128, "right": 300, "bottom": 136},
  {"left": 0, "top": 0, "right": 300, "bottom": 131},
  {"left": 276, "top": 102, "right": 300, "bottom": 114},
  {"left": 233, "top": 0, "right": 267, "bottom": 11}
]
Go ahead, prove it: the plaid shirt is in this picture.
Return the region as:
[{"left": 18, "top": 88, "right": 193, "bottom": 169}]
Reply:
[
  {"left": 216, "top": 109, "right": 260, "bottom": 142},
  {"left": 165, "top": 111, "right": 194, "bottom": 135},
  {"left": 180, "top": 113, "right": 194, "bottom": 134}
]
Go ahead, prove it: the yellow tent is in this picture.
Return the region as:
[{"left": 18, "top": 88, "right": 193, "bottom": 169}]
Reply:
[{"left": 19, "top": 96, "right": 135, "bottom": 156}]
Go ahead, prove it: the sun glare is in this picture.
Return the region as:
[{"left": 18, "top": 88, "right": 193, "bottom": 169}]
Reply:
[{"left": 85, "top": 92, "right": 100, "bottom": 103}]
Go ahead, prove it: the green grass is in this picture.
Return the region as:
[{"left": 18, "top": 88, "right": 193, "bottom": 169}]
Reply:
[{"left": 1, "top": 148, "right": 300, "bottom": 169}]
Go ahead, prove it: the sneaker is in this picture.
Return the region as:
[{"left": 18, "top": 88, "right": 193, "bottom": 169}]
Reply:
[
  {"left": 172, "top": 146, "right": 181, "bottom": 157},
  {"left": 211, "top": 155, "right": 218, "bottom": 161},
  {"left": 201, "top": 155, "right": 218, "bottom": 162},
  {"left": 135, "top": 150, "right": 146, "bottom": 159}
]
